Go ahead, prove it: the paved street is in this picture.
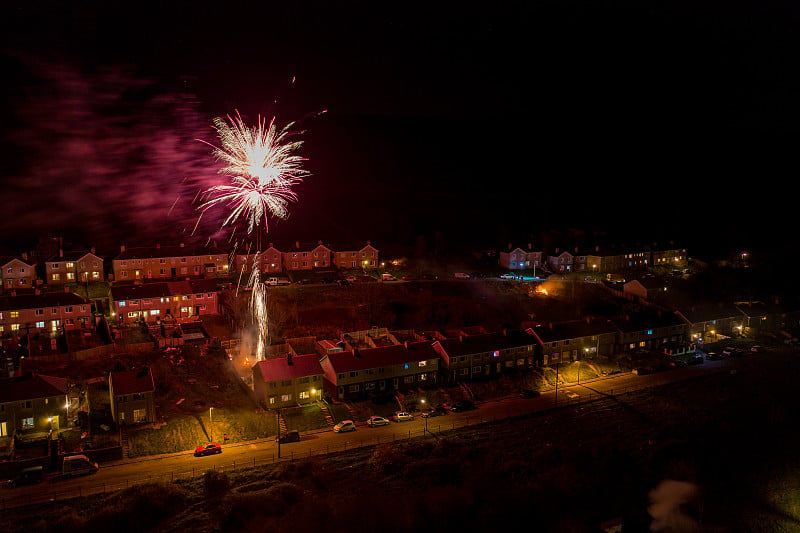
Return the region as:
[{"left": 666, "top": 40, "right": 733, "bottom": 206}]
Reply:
[{"left": 0, "top": 353, "right": 749, "bottom": 510}]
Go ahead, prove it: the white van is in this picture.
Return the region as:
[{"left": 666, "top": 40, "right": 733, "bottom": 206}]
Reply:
[
  {"left": 454, "top": 272, "right": 471, "bottom": 279},
  {"left": 62, "top": 454, "right": 99, "bottom": 477},
  {"left": 381, "top": 273, "right": 397, "bottom": 281},
  {"left": 265, "top": 277, "right": 291, "bottom": 286}
]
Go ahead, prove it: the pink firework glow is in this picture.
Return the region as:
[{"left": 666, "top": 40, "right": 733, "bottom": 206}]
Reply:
[{"left": 198, "top": 111, "right": 308, "bottom": 234}]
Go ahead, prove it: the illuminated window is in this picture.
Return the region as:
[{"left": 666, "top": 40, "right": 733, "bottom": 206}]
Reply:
[
  {"left": 53, "top": 273, "right": 61, "bottom": 281},
  {"left": 10, "top": 311, "right": 18, "bottom": 318}
]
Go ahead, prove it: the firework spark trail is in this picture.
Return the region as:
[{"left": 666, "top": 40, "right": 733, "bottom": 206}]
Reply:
[
  {"left": 199, "top": 110, "right": 309, "bottom": 363},
  {"left": 197, "top": 112, "right": 307, "bottom": 233}
]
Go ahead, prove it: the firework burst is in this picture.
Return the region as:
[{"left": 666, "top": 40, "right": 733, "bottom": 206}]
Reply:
[
  {"left": 198, "top": 111, "right": 307, "bottom": 233},
  {"left": 198, "top": 110, "right": 310, "bottom": 363}
]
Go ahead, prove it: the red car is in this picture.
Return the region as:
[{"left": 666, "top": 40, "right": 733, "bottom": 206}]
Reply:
[{"left": 194, "top": 443, "right": 222, "bottom": 457}]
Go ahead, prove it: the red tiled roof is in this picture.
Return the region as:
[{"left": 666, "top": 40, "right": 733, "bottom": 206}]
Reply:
[
  {"left": 255, "top": 354, "right": 324, "bottom": 382},
  {"left": 0, "top": 373, "right": 67, "bottom": 403},
  {"left": 323, "top": 341, "right": 438, "bottom": 373},
  {"left": 110, "top": 368, "right": 155, "bottom": 396}
]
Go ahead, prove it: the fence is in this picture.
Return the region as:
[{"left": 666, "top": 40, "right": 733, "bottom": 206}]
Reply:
[{"left": 0, "top": 385, "right": 641, "bottom": 512}]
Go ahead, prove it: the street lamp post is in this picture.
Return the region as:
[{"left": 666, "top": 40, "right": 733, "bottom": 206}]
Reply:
[
  {"left": 420, "top": 399, "right": 427, "bottom": 434},
  {"left": 277, "top": 408, "right": 282, "bottom": 458},
  {"left": 209, "top": 407, "right": 213, "bottom": 442}
]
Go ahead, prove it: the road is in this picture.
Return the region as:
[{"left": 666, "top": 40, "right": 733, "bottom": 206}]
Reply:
[{"left": 0, "top": 353, "right": 746, "bottom": 510}]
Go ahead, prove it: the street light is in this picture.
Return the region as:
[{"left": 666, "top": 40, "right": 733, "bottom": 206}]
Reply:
[
  {"left": 420, "top": 399, "right": 427, "bottom": 434},
  {"left": 277, "top": 408, "right": 282, "bottom": 458},
  {"left": 209, "top": 407, "right": 213, "bottom": 442}
]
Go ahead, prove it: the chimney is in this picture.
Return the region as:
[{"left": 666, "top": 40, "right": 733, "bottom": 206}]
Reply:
[
  {"left": 269, "top": 242, "right": 273, "bottom": 249},
  {"left": 296, "top": 241, "right": 300, "bottom": 249},
  {"left": 180, "top": 243, "right": 185, "bottom": 248},
  {"left": 318, "top": 240, "right": 322, "bottom": 245},
  {"left": 121, "top": 244, "right": 126, "bottom": 253},
  {"left": 508, "top": 243, "right": 512, "bottom": 250},
  {"left": 59, "top": 248, "right": 64, "bottom": 258},
  {"left": 503, "top": 328, "right": 507, "bottom": 336},
  {"left": 528, "top": 243, "right": 532, "bottom": 250},
  {"left": 21, "top": 252, "right": 28, "bottom": 261},
  {"left": 91, "top": 247, "right": 95, "bottom": 255},
  {"left": 366, "top": 240, "right": 371, "bottom": 246}
]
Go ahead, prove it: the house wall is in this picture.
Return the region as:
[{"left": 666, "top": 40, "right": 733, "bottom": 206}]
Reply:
[
  {"left": 0, "top": 395, "right": 67, "bottom": 435},
  {"left": 0, "top": 303, "right": 92, "bottom": 336},
  {"left": 113, "top": 292, "right": 218, "bottom": 324},
  {"left": 111, "top": 393, "right": 155, "bottom": 424},
  {"left": 113, "top": 254, "right": 228, "bottom": 282}
]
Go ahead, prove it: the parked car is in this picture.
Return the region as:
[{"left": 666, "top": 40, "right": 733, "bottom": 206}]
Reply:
[
  {"left": 500, "top": 273, "right": 517, "bottom": 280},
  {"left": 704, "top": 351, "right": 723, "bottom": 361},
  {"left": 381, "top": 273, "right": 398, "bottom": 281},
  {"left": 449, "top": 400, "right": 476, "bottom": 412},
  {"left": 519, "top": 389, "right": 541, "bottom": 399},
  {"left": 454, "top": 272, "right": 471, "bottom": 279},
  {"left": 367, "top": 415, "right": 390, "bottom": 427},
  {"left": 276, "top": 430, "right": 300, "bottom": 444},
  {"left": 335, "top": 279, "right": 352, "bottom": 286},
  {"left": 265, "top": 277, "right": 291, "bottom": 286},
  {"left": 402, "top": 275, "right": 417, "bottom": 280},
  {"left": 333, "top": 420, "right": 356, "bottom": 433},
  {"left": 7, "top": 466, "right": 44, "bottom": 488},
  {"left": 62, "top": 454, "right": 99, "bottom": 476},
  {"left": 194, "top": 443, "right": 222, "bottom": 457},
  {"left": 422, "top": 273, "right": 438, "bottom": 280},
  {"left": 394, "top": 411, "right": 414, "bottom": 422},
  {"left": 421, "top": 406, "right": 447, "bottom": 418}
]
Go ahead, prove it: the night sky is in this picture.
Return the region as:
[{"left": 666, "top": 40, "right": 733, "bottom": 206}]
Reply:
[{"left": 2, "top": 1, "right": 798, "bottom": 259}]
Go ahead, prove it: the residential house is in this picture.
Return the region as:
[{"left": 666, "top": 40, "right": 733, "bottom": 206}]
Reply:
[
  {"left": 109, "top": 368, "right": 156, "bottom": 425},
  {"left": 0, "top": 373, "right": 69, "bottom": 437},
  {"left": 528, "top": 319, "right": 618, "bottom": 366},
  {"left": 583, "top": 245, "right": 651, "bottom": 273},
  {"left": 734, "top": 301, "right": 778, "bottom": 337},
  {"left": 622, "top": 277, "right": 671, "bottom": 302},
  {"left": 675, "top": 303, "right": 744, "bottom": 344},
  {"left": 547, "top": 250, "right": 574, "bottom": 273},
  {"left": 45, "top": 248, "right": 104, "bottom": 285},
  {"left": 1, "top": 255, "right": 39, "bottom": 292},
  {"left": 498, "top": 244, "right": 542, "bottom": 271},
  {"left": 649, "top": 244, "right": 689, "bottom": 269},
  {"left": 259, "top": 244, "right": 285, "bottom": 273},
  {"left": 0, "top": 290, "right": 92, "bottom": 342},
  {"left": 332, "top": 241, "right": 379, "bottom": 270},
  {"left": 252, "top": 354, "right": 325, "bottom": 409},
  {"left": 318, "top": 341, "right": 440, "bottom": 401},
  {"left": 610, "top": 309, "right": 690, "bottom": 353},
  {"left": 110, "top": 279, "right": 220, "bottom": 325},
  {"left": 281, "top": 241, "right": 332, "bottom": 272},
  {"left": 432, "top": 329, "right": 538, "bottom": 383},
  {"left": 112, "top": 243, "right": 229, "bottom": 282}
]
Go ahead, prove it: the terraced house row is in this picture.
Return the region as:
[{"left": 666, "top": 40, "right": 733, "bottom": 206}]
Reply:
[
  {"left": 2, "top": 238, "right": 688, "bottom": 291},
  {"left": 248, "top": 302, "right": 757, "bottom": 407}
]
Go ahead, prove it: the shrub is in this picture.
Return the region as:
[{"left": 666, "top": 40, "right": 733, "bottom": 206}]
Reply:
[
  {"left": 203, "top": 469, "right": 231, "bottom": 496},
  {"left": 84, "top": 482, "right": 189, "bottom": 533}
]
